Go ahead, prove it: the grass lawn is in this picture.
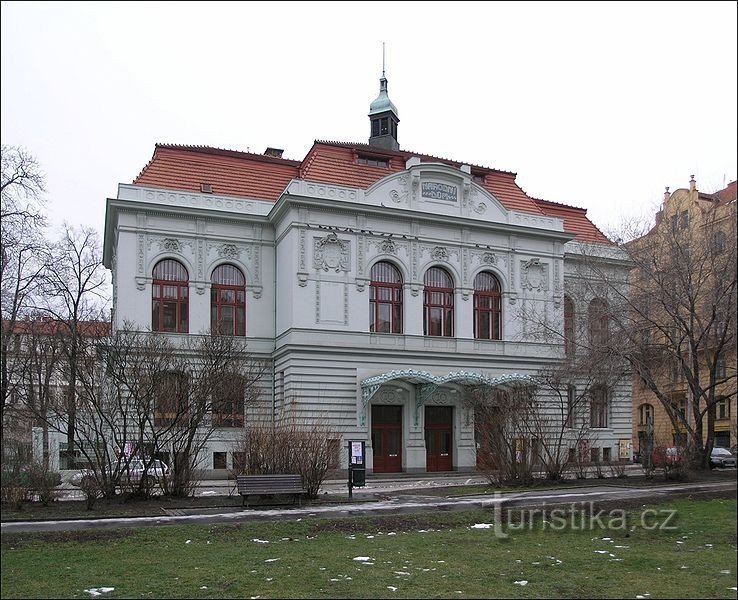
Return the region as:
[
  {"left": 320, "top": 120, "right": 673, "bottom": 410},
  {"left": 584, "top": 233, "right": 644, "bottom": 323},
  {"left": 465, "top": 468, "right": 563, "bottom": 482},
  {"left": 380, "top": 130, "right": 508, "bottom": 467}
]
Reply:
[{"left": 1, "top": 498, "right": 736, "bottom": 599}]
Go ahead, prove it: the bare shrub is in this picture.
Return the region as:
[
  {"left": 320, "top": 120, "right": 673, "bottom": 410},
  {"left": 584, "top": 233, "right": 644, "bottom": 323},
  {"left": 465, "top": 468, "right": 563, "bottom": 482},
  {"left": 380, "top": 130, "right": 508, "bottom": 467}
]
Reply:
[
  {"left": 234, "top": 412, "right": 338, "bottom": 499},
  {"left": 77, "top": 474, "right": 100, "bottom": 510},
  {"left": 466, "top": 386, "right": 538, "bottom": 487},
  {"left": 28, "top": 461, "right": 60, "bottom": 506},
  {"left": 608, "top": 460, "right": 627, "bottom": 478}
]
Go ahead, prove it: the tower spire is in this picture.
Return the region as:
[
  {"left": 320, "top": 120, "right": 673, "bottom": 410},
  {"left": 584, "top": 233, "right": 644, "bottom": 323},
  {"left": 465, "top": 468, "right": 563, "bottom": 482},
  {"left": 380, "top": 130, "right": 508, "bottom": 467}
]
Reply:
[
  {"left": 368, "top": 43, "right": 400, "bottom": 151},
  {"left": 382, "top": 41, "right": 385, "bottom": 78}
]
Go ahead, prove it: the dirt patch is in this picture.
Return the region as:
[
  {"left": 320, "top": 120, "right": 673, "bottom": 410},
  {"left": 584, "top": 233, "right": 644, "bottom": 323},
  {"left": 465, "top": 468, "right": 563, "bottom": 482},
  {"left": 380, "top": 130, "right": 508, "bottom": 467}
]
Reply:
[
  {"left": 308, "top": 511, "right": 481, "bottom": 535},
  {"left": 1, "top": 528, "right": 134, "bottom": 550}
]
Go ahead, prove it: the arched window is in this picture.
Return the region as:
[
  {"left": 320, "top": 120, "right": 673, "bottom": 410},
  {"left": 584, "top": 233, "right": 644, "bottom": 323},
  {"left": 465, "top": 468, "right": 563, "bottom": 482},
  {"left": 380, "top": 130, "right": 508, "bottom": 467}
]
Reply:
[
  {"left": 211, "top": 264, "right": 246, "bottom": 336},
  {"left": 473, "top": 272, "right": 502, "bottom": 340},
  {"left": 638, "top": 403, "right": 654, "bottom": 426},
  {"left": 370, "top": 261, "right": 403, "bottom": 334},
  {"left": 152, "top": 259, "right": 189, "bottom": 333},
  {"left": 424, "top": 267, "right": 454, "bottom": 337},
  {"left": 588, "top": 298, "right": 609, "bottom": 347},
  {"left": 564, "top": 295, "right": 575, "bottom": 356}
]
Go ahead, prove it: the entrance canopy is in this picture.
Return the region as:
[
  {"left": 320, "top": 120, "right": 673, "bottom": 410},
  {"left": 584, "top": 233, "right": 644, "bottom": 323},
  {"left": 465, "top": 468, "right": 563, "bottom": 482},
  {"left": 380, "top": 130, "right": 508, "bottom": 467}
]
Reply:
[{"left": 359, "top": 369, "right": 534, "bottom": 427}]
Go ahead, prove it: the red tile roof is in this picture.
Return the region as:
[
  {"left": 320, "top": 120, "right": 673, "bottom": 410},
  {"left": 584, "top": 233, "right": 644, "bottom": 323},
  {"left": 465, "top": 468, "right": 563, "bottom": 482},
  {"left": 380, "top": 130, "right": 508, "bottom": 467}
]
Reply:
[
  {"left": 131, "top": 142, "right": 610, "bottom": 242},
  {"left": 532, "top": 198, "right": 612, "bottom": 244},
  {"left": 134, "top": 144, "right": 300, "bottom": 201},
  {"left": 712, "top": 180, "right": 737, "bottom": 205},
  {"left": 4, "top": 318, "right": 111, "bottom": 338},
  {"left": 300, "top": 141, "right": 545, "bottom": 215}
]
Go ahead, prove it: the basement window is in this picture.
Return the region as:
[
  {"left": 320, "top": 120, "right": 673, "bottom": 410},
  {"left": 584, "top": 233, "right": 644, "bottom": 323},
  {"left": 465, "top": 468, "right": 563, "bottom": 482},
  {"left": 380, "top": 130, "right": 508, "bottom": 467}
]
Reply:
[{"left": 200, "top": 182, "right": 213, "bottom": 194}]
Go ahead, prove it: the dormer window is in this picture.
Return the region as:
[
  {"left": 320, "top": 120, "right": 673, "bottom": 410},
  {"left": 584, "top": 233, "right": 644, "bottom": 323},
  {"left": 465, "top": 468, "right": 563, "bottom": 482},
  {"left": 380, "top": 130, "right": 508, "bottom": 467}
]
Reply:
[
  {"left": 357, "top": 155, "right": 389, "bottom": 168},
  {"left": 200, "top": 183, "right": 213, "bottom": 194},
  {"left": 472, "top": 173, "right": 486, "bottom": 184}
]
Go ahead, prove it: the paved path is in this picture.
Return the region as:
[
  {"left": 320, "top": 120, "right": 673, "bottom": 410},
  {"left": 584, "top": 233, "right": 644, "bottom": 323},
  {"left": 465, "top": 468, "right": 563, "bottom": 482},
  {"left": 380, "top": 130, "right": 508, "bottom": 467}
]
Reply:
[{"left": 3, "top": 479, "right": 734, "bottom": 534}]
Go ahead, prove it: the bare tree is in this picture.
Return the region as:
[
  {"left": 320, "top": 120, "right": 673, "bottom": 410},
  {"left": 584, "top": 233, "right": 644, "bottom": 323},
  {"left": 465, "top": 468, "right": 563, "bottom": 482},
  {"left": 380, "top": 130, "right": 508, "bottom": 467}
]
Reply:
[
  {"left": 40, "top": 224, "right": 109, "bottom": 466},
  {"left": 582, "top": 188, "right": 737, "bottom": 469},
  {"left": 56, "top": 326, "right": 268, "bottom": 498},
  {"left": 1, "top": 145, "right": 47, "bottom": 449}
]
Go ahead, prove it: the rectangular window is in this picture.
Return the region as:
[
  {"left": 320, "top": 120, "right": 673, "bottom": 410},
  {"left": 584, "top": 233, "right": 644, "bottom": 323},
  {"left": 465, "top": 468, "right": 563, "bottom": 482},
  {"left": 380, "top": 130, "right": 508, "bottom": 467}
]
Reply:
[
  {"left": 680, "top": 211, "right": 689, "bottom": 229},
  {"left": 590, "top": 387, "right": 608, "bottom": 428},
  {"left": 603, "top": 447, "right": 611, "bottom": 462},
  {"left": 717, "top": 397, "right": 730, "bottom": 420},
  {"left": 154, "top": 372, "right": 189, "bottom": 427},
  {"left": 716, "top": 353, "right": 726, "bottom": 379},
  {"left": 213, "top": 376, "right": 245, "bottom": 428},
  {"left": 671, "top": 215, "right": 679, "bottom": 233},
  {"left": 213, "top": 452, "right": 227, "bottom": 470},
  {"left": 590, "top": 447, "right": 600, "bottom": 463},
  {"left": 357, "top": 155, "right": 389, "bottom": 168}
]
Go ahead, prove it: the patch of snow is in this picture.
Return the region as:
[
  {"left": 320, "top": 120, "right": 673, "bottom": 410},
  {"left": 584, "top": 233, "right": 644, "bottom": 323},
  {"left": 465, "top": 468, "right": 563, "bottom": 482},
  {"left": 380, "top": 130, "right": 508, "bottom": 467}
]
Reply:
[
  {"left": 614, "top": 545, "right": 629, "bottom": 549},
  {"left": 200, "top": 586, "right": 208, "bottom": 590},
  {"left": 602, "top": 537, "right": 612, "bottom": 541},
  {"left": 264, "top": 558, "right": 280, "bottom": 563},
  {"left": 201, "top": 491, "right": 217, "bottom": 495},
  {"left": 727, "top": 587, "right": 737, "bottom": 591},
  {"left": 387, "top": 586, "right": 397, "bottom": 592},
  {"left": 394, "top": 571, "right": 410, "bottom": 576},
  {"left": 353, "top": 556, "right": 372, "bottom": 561},
  {"left": 83, "top": 589, "right": 115, "bottom": 597},
  {"left": 362, "top": 562, "right": 375, "bottom": 566},
  {"left": 252, "top": 539, "right": 270, "bottom": 544},
  {"left": 471, "top": 523, "right": 494, "bottom": 529},
  {"left": 387, "top": 532, "right": 396, "bottom": 536},
  {"left": 676, "top": 541, "right": 684, "bottom": 544},
  {"left": 720, "top": 570, "right": 731, "bottom": 575},
  {"left": 704, "top": 543, "right": 713, "bottom": 547},
  {"left": 185, "top": 540, "right": 192, "bottom": 544},
  {"left": 532, "top": 561, "right": 540, "bottom": 565},
  {"left": 680, "top": 566, "right": 688, "bottom": 570},
  {"left": 513, "top": 580, "right": 528, "bottom": 586},
  {"left": 594, "top": 550, "right": 609, "bottom": 554}
]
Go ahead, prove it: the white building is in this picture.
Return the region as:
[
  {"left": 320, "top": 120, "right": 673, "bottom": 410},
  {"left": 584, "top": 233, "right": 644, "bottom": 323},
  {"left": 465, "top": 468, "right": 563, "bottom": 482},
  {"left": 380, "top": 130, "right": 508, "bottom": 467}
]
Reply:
[{"left": 103, "top": 73, "right": 632, "bottom": 476}]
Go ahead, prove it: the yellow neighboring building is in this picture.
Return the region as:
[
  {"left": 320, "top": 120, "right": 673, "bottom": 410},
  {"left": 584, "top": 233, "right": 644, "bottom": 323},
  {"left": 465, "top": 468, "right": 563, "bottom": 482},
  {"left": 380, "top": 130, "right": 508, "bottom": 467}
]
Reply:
[{"left": 632, "top": 178, "right": 737, "bottom": 456}]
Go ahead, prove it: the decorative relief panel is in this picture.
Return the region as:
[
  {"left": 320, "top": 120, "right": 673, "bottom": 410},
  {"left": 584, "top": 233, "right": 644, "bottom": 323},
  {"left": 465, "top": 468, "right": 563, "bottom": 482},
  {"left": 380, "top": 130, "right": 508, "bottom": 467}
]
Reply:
[
  {"left": 389, "top": 175, "right": 409, "bottom": 204},
  {"left": 313, "top": 233, "right": 351, "bottom": 273},
  {"left": 219, "top": 243, "right": 240, "bottom": 259},
  {"left": 520, "top": 258, "right": 549, "bottom": 292},
  {"left": 420, "top": 244, "right": 460, "bottom": 262}
]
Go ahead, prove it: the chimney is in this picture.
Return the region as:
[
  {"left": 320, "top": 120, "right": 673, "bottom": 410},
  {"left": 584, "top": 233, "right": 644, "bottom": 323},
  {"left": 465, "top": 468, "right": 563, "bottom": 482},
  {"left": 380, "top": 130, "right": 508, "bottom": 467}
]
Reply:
[
  {"left": 663, "top": 186, "right": 670, "bottom": 202},
  {"left": 264, "top": 147, "right": 284, "bottom": 159},
  {"left": 689, "top": 175, "right": 696, "bottom": 192}
]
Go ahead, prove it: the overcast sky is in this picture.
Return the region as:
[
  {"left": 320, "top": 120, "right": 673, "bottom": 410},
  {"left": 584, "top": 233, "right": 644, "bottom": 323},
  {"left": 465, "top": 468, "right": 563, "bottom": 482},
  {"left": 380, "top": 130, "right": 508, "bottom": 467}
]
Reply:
[{"left": 2, "top": 1, "right": 736, "bottom": 241}]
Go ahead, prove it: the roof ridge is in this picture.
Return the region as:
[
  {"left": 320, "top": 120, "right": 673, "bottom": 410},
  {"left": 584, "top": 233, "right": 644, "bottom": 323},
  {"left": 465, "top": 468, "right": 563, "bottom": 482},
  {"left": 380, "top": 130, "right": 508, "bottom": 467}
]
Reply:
[
  {"left": 531, "top": 196, "right": 589, "bottom": 213},
  {"left": 154, "top": 143, "right": 302, "bottom": 166},
  {"left": 312, "top": 140, "right": 518, "bottom": 176}
]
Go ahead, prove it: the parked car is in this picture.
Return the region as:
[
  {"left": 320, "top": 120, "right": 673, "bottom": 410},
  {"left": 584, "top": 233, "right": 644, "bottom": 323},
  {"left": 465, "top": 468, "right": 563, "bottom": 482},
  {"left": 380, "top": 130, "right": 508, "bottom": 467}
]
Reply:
[
  {"left": 710, "top": 447, "right": 737, "bottom": 468},
  {"left": 71, "top": 458, "right": 170, "bottom": 487},
  {"left": 651, "top": 446, "right": 684, "bottom": 468}
]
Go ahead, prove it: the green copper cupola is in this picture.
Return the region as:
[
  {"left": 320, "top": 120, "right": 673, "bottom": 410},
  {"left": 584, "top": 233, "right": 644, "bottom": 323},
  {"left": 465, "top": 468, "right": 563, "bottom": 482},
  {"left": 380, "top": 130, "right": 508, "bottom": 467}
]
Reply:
[{"left": 368, "top": 70, "right": 400, "bottom": 151}]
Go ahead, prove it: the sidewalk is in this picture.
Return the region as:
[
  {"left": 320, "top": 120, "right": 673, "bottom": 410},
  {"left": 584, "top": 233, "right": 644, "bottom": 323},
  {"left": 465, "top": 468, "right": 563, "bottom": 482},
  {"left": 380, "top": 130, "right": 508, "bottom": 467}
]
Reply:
[{"left": 4, "top": 476, "right": 734, "bottom": 534}]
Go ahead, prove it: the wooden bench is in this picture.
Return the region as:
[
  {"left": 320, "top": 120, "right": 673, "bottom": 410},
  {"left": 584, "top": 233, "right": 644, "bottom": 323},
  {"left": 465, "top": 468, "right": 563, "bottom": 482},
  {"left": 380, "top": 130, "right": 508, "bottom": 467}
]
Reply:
[{"left": 236, "top": 474, "right": 308, "bottom": 507}]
